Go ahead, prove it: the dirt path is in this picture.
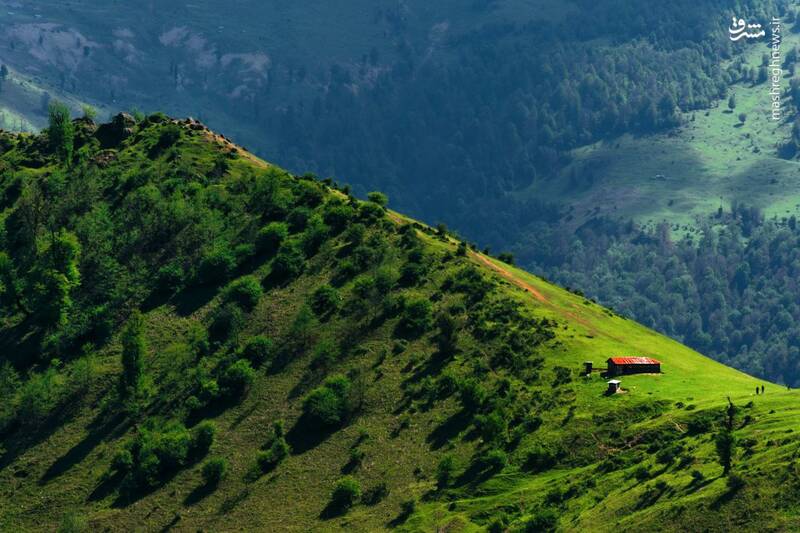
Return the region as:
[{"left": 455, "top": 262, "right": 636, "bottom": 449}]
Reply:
[{"left": 470, "top": 252, "right": 548, "bottom": 304}]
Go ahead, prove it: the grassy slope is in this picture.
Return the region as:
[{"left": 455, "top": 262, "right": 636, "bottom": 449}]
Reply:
[
  {"left": 525, "top": 16, "right": 800, "bottom": 235},
  {"left": 0, "top": 118, "right": 796, "bottom": 533}
]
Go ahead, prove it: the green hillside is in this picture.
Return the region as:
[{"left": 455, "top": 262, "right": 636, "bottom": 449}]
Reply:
[{"left": 0, "top": 115, "right": 797, "bottom": 532}]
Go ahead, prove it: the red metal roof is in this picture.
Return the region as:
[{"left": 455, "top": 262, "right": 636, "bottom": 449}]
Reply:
[{"left": 608, "top": 357, "right": 661, "bottom": 365}]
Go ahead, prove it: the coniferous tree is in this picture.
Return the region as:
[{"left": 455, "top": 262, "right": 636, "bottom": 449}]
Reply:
[{"left": 47, "top": 101, "right": 74, "bottom": 163}]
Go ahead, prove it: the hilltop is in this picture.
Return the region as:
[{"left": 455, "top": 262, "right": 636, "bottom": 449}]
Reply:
[{"left": 0, "top": 115, "right": 798, "bottom": 532}]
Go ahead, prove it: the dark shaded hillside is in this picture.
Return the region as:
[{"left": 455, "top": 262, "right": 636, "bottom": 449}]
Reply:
[{"left": 0, "top": 114, "right": 799, "bottom": 532}]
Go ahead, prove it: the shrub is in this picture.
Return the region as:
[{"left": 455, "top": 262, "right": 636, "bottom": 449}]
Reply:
[
  {"left": 156, "top": 263, "right": 184, "bottom": 293},
  {"left": 201, "top": 457, "right": 227, "bottom": 487},
  {"left": 322, "top": 203, "right": 356, "bottom": 233},
  {"left": 459, "top": 378, "right": 486, "bottom": 412},
  {"left": 257, "top": 420, "right": 291, "bottom": 471},
  {"left": 331, "top": 476, "right": 361, "bottom": 510},
  {"left": 524, "top": 508, "right": 558, "bottom": 532},
  {"left": 197, "top": 247, "right": 236, "bottom": 285},
  {"left": 310, "top": 340, "right": 340, "bottom": 372},
  {"left": 436, "top": 455, "right": 456, "bottom": 488},
  {"left": 120, "top": 311, "right": 146, "bottom": 396},
  {"left": 220, "top": 359, "right": 255, "bottom": 398},
  {"left": 367, "top": 191, "right": 388, "bottom": 207},
  {"left": 311, "top": 285, "right": 340, "bottom": 317},
  {"left": 475, "top": 411, "right": 507, "bottom": 444},
  {"left": 112, "top": 449, "right": 134, "bottom": 473},
  {"left": 288, "top": 207, "right": 312, "bottom": 232},
  {"left": 57, "top": 512, "right": 87, "bottom": 533},
  {"left": 124, "top": 421, "right": 192, "bottom": 490},
  {"left": 398, "top": 298, "right": 433, "bottom": 337},
  {"left": 223, "top": 276, "right": 263, "bottom": 310},
  {"left": 362, "top": 482, "right": 389, "bottom": 505},
  {"left": 209, "top": 304, "right": 245, "bottom": 343},
  {"left": 552, "top": 366, "right": 572, "bottom": 385},
  {"left": 480, "top": 449, "right": 508, "bottom": 473},
  {"left": 272, "top": 240, "right": 305, "bottom": 280},
  {"left": 359, "top": 201, "right": 385, "bottom": 221},
  {"left": 524, "top": 443, "right": 559, "bottom": 473},
  {"left": 303, "top": 375, "right": 352, "bottom": 426},
  {"left": 192, "top": 421, "right": 216, "bottom": 457},
  {"left": 727, "top": 472, "right": 745, "bottom": 492},
  {"left": 301, "top": 215, "right": 330, "bottom": 255},
  {"left": 497, "top": 252, "right": 515, "bottom": 265},
  {"left": 633, "top": 465, "right": 650, "bottom": 481},
  {"left": 241, "top": 336, "right": 273, "bottom": 367},
  {"left": 257, "top": 222, "right": 289, "bottom": 255},
  {"left": 155, "top": 124, "right": 181, "bottom": 152}
]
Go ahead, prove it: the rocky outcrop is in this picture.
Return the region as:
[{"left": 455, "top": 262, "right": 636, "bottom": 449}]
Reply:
[{"left": 95, "top": 112, "right": 136, "bottom": 149}]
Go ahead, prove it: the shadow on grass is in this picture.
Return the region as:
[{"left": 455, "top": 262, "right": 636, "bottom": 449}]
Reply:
[
  {"left": 184, "top": 482, "right": 216, "bottom": 506},
  {"left": 319, "top": 501, "right": 350, "bottom": 520},
  {"left": 286, "top": 414, "right": 336, "bottom": 455},
  {"left": 173, "top": 286, "right": 219, "bottom": 317},
  {"left": 0, "top": 387, "right": 92, "bottom": 475},
  {"left": 426, "top": 410, "right": 472, "bottom": 450},
  {"left": 40, "top": 410, "right": 129, "bottom": 484},
  {"left": 87, "top": 470, "right": 126, "bottom": 502},
  {"left": 219, "top": 487, "right": 251, "bottom": 514}
]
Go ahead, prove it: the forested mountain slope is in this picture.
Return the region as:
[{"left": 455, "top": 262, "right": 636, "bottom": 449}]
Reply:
[{"left": 0, "top": 115, "right": 799, "bottom": 532}]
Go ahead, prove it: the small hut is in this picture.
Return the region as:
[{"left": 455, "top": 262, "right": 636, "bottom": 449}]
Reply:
[
  {"left": 606, "top": 357, "right": 661, "bottom": 376},
  {"left": 607, "top": 380, "right": 621, "bottom": 394},
  {"left": 583, "top": 361, "right": 593, "bottom": 375}
]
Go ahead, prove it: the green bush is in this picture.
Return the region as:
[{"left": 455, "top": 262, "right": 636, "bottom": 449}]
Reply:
[
  {"left": 223, "top": 276, "right": 263, "bottom": 310},
  {"left": 192, "top": 421, "right": 216, "bottom": 457},
  {"left": 112, "top": 449, "right": 134, "bottom": 473},
  {"left": 220, "top": 359, "right": 255, "bottom": 398},
  {"left": 288, "top": 207, "right": 312, "bottom": 232},
  {"left": 330, "top": 476, "right": 361, "bottom": 510},
  {"left": 303, "top": 375, "right": 352, "bottom": 426},
  {"left": 322, "top": 202, "right": 356, "bottom": 233},
  {"left": 257, "top": 420, "right": 291, "bottom": 471},
  {"left": 201, "top": 457, "right": 227, "bottom": 487},
  {"left": 272, "top": 240, "right": 306, "bottom": 280},
  {"left": 524, "top": 508, "right": 558, "bottom": 532},
  {"left": 523, "top": 443, "right": 559, "bottom": 473},
  {"left": 257, "top": 222, "right": 289, "bottom": 255},
  {"left": 57, "top": 512, "right": 87, "bottom": 533},
  {"left": 398, "top": 298, "right": 433, "bottom": 337},
  {"left": 197, "top": 247, "right": 236, "bottom": 285},
  {"left": 301, "top": 215, "right": 330, "bottom": 255},
  {"left": 479, "top": 449, "right": 507, "bottom": 473},
  {"left": 310, "top": 340, "right": 340, "bottom": 371},
  {"left": 241, "top": 336, "right": 274, "bottom": 367},
  {"left": 475, "top": 410, "right": 507, "bottom": 445},
  {"left": 156, "top": 263, "right": 185, "bottom": 293},
  {"left": 209, "top": 304, "right": 245, "bottom": 343},
  {"left": 311, "top": 285, "right": 340, "bottom": 317},
  {"left": 124, "top": 421, "right": 192, "bottom": 490},
  {"left": 459, "top": 378, "right": 486, "bottom": 412},
  {"left": 436, "top": 454, "right": 456, "bottom": 488},
  {"left": 367, "top": 191, "right": 388, "bottom": 207}
]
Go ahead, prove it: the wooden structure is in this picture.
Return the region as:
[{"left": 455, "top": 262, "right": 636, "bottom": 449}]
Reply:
[
  {"left": 607, "top": 379, "right": 621, "bottom": 394},
  {"left": 606, "top": 357, "right": 661, "bottom": 376},
  {"left": 584, "top": 361, "right": 593, "bottom": 375}
]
